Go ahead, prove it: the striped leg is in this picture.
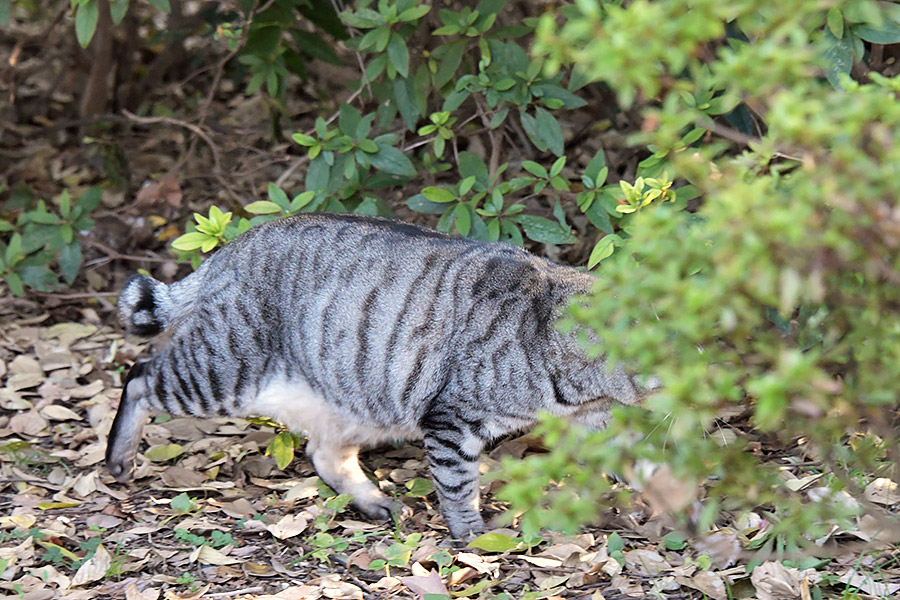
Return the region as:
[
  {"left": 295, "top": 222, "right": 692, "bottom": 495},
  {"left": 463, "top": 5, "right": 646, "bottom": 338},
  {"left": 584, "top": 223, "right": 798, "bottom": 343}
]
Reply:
[{"left": 423, "top": 423, "right": 486, "bottom": 539}]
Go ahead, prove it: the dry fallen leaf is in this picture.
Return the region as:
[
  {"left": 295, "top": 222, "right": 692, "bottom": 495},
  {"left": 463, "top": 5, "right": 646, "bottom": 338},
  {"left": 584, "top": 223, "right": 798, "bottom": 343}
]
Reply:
[
  {"left": 399, "top": 569, "right": 450, "bottom": 599},
  {"left": 190, "top": 545, "right": 240, "bottom": 566},
  {"left": 690, "top": 571, "right": 728, "bottom": 600},
  {"left": 39, "top": 404, "right": 83, "bottom": 421},
  {"left": 640, "top": 464, "right": 699, "bottom": 513},
  {"left": 456, "top": 552, "right": 500, "bottom": 577},
  {"left": 266, "top": 513, "right": 309, "bottom": 540},
  {"left": 10, "top": 410, "right": 49, "bottom": 436},
  {"left": 318, "top": 574, "right": 363, "bottom": 599},
  {"left": 623, "top": 548, "right": 669, "bottom": 576},
  {"left": 751, "top": 561, "right": 819, "bottom": 600},
  {"left": 125, "top": 582, "right": 161, "bottom": 600},
  {"left": 837, "top": 569, "right": 900, "bottom": 597},
  {"left": 864, "top": 477, "right": 900, "bottom": 506},
  {"left": 70, "top": 544, "right": 111, "bottom": 587}
]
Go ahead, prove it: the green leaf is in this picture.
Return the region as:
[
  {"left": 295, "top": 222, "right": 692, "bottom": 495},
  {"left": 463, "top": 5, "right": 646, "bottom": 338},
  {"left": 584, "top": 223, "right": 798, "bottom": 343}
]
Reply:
[
  {"left": 588, "top": 237, "right": 616, "bottom": 269},
  {"left": 662, "top": 531, "right": 687, "bottom": 551},
  {"left": 170, "top": 492, "right": 196, "bottom": 513},
  {"left": 59, "top": 242, "right": 82, "bottom": 285},
  {"left": 458, "top": 152, "right": 489, "bottom": 189},
  {"left": 489, "top": 105, "right": 510, "bottom": 129},
  {"left": 293, "top": 133, "right": 317, "bottom": 146},
  {"left": 147, "top": 0, "right": 170, "bottom": 12},
  {"left": 434, "top": 39, "right": 467, "bottom": 89},
  {"left": 422, "top": 187, "right": 457, "bottom": 203},
  {"left": 358, "top": 138, "right": 379, "bottom": 153},
  {"left": 269, "top": 431, "right": 295, "bottom": 470},
  {"left": 387, "top": 33, "right": 410, "bottom": 78},
  {"left": 535, "top": 107, "right": 564, "bottom": 156},
  {"left": 306, "top": 156, "right": 331, "bottom": 190},
  {"left": 19, "top": 266, "right": 57, "bottom": 292},
  {"left": 749, "top": 377, "right": 787, "bottom": 431},
  {"left": 76, "top": 187, "right": 101, "bottom": 216},
  {"left": 607, "top": 532, "right": 624, "bottom": 554},
  {"left": 4, "top": 272, "right": 24, "bottom": 296},
  {"left": 0, "top": 0, "right": 9, "bottom": 27},
  {"left": 5, "top": 232, "right": 23, "bottom": 265},
  {"left": 515, "top": 215, "right": 576, "bottom": 245},
  {"left": 392, "top": 76, "right": 419, "bottom": 132},
  {"left": 28, "top": 211, "right": 60, "bottom": 225},
  {"left": 407, "top": 193, "right": 448, "bottom": 215},
  {"left": 75, "top": 0, "right": 99, "bottom": 48},
  {"left": 519, "top": 112, "right": 546, "bottom": 152},
  {"left": 823, "top": 32, "right": 854, "bottom": 89},
  {"left": 854, "top": 23, "right": 900, "bottom": 44},
  {"left": 405, "top": 478, "right": 434, "bottom": 498},
  {"left": 467, "top": 532, "right": 523, "bottom": 553},
  {"left": 454, "top": 203, "right": 471, "bottom": 236},
  {"left": 110, "top": 0, "right": 129, "bottom": 25},
  {"left": 522, "top": 161, "right": 548, "bottom": 178},
  {"left": 398, "top": 5, "right": 430, "bottom": 22},
  {"left": 369, "top": 144, "right": 416, "bottom": 178},
  {"left": 171, "top": 232, "right": 211, "bottom": 251},
  {"left": 208, "top": 205, "right": 231, "bottom": 229},
  {"left": 340, "top": 8, "right": 385, "bottom": 28},
  {"left": 268, "top": 184, "right": 291, "bottom": 211},
  {"left": 531, "top": 83, "right": 587, "bottom": 109},
  {"left": 145, "top": 443, "right": 185, "bottom": 462},
  {"left": 291, "top": 191, "right": 316, "bottom": 212},
  {"left": 245, "top": 201, "right": 282, "bottom": 215},
  {"left": 826, "top": 7, "right": 843, "bottom": 39},
  {"left": 338, "top": 103, "right": 362, "bottom": 137},
  {"left": 549, "top": 156, "right": 566, "bottom": 178},
  {"left": 584, "top": 197, "right": 614, "bottom": 234},
  {"left": 58, "top": 190, "right": 71, "bottom": 219}
]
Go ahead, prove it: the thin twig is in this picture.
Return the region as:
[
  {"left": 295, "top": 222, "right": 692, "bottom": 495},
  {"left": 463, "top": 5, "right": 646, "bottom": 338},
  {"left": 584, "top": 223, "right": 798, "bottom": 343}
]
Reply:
[
  {"left": 120, "top": 109, "right": 239, "bottom": 201},
  {"left": 274, "top": 155, "right": 311, "bottom": 187},
  {"left": 84, "top": 238, "right": 170, "bottom": 263}
]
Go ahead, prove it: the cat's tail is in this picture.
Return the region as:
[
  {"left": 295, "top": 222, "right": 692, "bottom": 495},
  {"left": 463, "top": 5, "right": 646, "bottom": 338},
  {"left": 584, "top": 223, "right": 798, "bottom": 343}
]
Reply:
[{"left": 118, "top": 273, "right": 199, "bottom": 336}]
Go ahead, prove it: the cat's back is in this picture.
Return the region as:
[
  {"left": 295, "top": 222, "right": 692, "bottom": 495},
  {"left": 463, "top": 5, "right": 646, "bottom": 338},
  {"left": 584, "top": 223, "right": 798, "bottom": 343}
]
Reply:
[{"left": 194, "top": 213, "right": 536, "bottom": 294}]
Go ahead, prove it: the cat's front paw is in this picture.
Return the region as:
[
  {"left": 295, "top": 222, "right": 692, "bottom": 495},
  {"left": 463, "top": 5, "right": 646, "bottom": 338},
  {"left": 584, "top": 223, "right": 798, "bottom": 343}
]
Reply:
[
  {"left": 444, "top": 511, "right": 485, "bottom": 540},
  {"left": 354, "top": 496, "right": 412, "bottom": 523}
]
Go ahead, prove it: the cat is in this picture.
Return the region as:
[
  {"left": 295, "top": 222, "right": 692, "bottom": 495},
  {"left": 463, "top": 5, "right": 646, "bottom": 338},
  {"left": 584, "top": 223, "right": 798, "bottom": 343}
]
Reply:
[{"left": 106, "top": 213, "right": 655, "bottom": 538}]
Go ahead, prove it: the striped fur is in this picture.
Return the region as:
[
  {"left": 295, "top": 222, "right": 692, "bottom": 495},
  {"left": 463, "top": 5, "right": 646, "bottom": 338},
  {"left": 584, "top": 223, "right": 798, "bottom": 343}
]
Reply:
[{"left": 107, "top": 213, "right": 653, "bottom": 538}]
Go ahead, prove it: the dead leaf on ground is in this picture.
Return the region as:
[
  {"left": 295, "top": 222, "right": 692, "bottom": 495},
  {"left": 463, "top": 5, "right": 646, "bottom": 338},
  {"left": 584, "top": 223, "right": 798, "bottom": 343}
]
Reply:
[
  {"left": 751, "top": 561, "right": 819, "bottom": 600},
  {"left": 400, "top": 569, "right": 450, "bottom": 599},
  {"left": 837, "top": 570, "right": 900, "bottom": 598},
  {"left": 864, "top": 477, "right": 900, "bottom": 506},
  {"left": 266, "top": 513, "right": 309, "bottom": 540}
]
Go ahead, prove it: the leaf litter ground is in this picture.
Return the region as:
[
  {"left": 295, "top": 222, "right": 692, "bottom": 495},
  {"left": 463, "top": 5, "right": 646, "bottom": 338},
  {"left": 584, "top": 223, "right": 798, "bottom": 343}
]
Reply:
[{"left": 1, "top": 306, "right": 899, "bottom": 600}]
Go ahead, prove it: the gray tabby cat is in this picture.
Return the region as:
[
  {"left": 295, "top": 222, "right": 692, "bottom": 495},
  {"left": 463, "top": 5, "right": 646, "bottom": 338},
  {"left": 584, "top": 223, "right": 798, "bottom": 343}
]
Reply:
[{"left": 107, "top": 213, "right": 653, "bottom": 538}]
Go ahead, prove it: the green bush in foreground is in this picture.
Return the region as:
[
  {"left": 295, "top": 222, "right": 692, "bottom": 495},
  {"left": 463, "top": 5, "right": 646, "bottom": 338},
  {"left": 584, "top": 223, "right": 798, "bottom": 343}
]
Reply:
[{"left": 499, "top": 0, "right": 900, "bottom": 553}]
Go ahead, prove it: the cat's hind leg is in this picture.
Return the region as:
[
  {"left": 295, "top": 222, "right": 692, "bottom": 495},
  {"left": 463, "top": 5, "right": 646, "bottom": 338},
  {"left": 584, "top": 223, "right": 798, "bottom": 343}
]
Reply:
[
  {"left": 422, "top": 412, "right": 487, "bottom": 539},
  {"left": 306, "top": 435, "right": 408, "bottom": 522}
]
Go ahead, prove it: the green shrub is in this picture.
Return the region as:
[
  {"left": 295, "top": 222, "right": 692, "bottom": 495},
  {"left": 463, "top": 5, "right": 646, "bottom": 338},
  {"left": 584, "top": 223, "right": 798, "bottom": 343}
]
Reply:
[
  {"left": 499, "top": 0, "right": 900, "bottom": 553},
  {"left": 0, "top": 185, "right": 100, "bottom": 295},
  {"left": 174, "top": 0, "right": 693, "bottom": 267}
]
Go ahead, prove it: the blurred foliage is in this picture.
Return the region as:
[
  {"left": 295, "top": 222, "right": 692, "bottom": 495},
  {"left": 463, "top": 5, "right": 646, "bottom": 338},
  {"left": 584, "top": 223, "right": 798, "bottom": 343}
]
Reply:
[
  {"left": 0, "top": 185, "right": 99, "bottom": 295},
  {"left": 498, "top": 0, "right": 900, "bottom": 556}
]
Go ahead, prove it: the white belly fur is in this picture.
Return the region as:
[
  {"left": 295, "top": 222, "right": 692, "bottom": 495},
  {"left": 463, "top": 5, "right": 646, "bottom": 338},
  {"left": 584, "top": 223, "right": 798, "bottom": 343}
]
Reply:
[{"left": 247, "top": 375, "right": 423, "bottom": 449}]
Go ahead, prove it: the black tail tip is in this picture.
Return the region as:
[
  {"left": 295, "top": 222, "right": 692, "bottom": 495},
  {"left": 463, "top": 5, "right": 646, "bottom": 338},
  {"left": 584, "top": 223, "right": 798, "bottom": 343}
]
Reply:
[{"left": 119, "top": 274, "right": 166, "bottom": 336}]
